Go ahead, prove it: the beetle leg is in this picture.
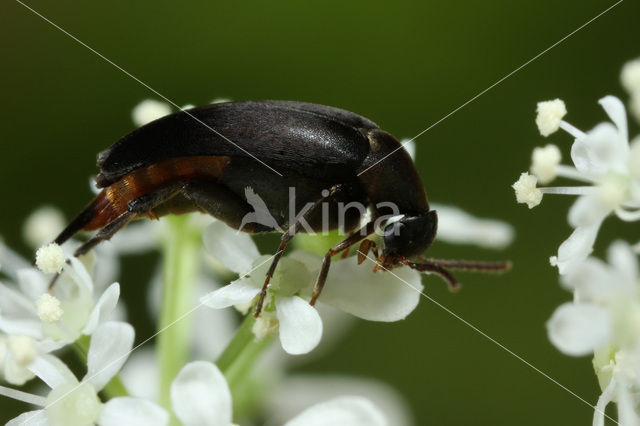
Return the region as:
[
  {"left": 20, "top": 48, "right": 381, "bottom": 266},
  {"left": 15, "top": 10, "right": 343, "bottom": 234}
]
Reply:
[
  {"left": 126, "top": 181, "right": 187, "bottom": 213},
  {"left": 356, "top": 239, "right": 379, "bottom": 264},
  {"left": 180, "top": 180, "right": 267, "bottom": 231},
  {"left": 73, "top": 211, "right": 136, "bottom": 256},
  {"left": 309, "top": 220, "right": 376, "bottom": 306},
  {"left": 254, "top": 184, "right": 344, "bottom": 317},
  {"left": 74, "top": 182, "right": 186, "bottom": 257}
]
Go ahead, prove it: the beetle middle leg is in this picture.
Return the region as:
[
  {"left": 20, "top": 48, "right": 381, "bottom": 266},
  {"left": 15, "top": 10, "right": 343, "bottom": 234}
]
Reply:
[{"left": 253, "top": 184, "right": 345, "bottom": 317}]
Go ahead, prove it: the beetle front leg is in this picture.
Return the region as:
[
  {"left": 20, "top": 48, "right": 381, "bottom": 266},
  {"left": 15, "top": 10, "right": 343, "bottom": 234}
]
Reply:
[
  {"left": 309, "top": 220, "right": 376, "bottom": 306},
  {"left": 356, "top": 239, "right": 379, "bottom": 264}
]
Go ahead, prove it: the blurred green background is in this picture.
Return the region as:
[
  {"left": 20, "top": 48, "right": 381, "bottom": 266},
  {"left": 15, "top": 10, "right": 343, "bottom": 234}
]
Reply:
[{"left": 1, "top": 0, "right": 639, "bottom": 424}]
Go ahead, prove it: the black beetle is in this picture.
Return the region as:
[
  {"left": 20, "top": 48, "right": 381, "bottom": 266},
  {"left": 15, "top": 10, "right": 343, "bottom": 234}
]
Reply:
[{"left": 53, "top": 100, "right": 509, "bottom": 316}]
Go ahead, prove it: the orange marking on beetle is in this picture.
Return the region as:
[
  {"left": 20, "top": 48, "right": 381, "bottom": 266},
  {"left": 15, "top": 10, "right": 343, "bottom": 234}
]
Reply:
[{"left": 84, "top": 156, "right": 230, "bottom": 232}]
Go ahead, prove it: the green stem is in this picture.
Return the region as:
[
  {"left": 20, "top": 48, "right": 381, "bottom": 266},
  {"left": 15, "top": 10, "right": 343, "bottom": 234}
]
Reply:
[
  {"left": 216, "top": 314, "right": 274, "bottom": 417},
  {"left": 224, "top": 333, "right": 273, "bottom": 392},
  {"left": 157, "top": 215, "right": 200, "bottom": 418},
  {"left": 215, "top": 314, "right": 256, "bottom": 372},
  {"left": 73, "top": 336, "right": 129, "bottom": 398}
]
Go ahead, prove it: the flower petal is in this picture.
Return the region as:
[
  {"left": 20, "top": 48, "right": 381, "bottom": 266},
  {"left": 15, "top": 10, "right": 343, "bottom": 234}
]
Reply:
[
  {"left": 567, "top": 195, "right": 610, "bottom": 228},
  {"left": 0, "top": 241, "right": 32, "bottom": 281},
  {"left": 599, "top": 95, "right": 628, "bottom": 143},
  {"left": 0, "top": 283, "right": 38, "bottom": 317},
  {"left": 4, "top": 356, "right": 36, "bottom": 385},
  {"left": 131, "top": 99, "right": 172, "bottom": 127},
  {"left": 0, "top": 318, "right": 43, "bottom": 339},
  {"left": 92, "top": 244, "right": 121, "bottom": 291},
  {"left": 82, "top": 283, "right": 120, "bottom": 335},
  {"left": 321, "top": 257, "right": 422, "bottom": 322},
  {"left": 268, "top": 375, "right": 411, "bottom": 426},
  {"left": 571, "top": 122, "right": 626, "bottom": 175},
  {"left": 551, "top": 223, "right": 601, "bottom": 275},
  {"left": 16, "top": 269, "right": 49, "bottom": 300},
  {"left": 200, "top": 278, "right": 260, "bottom": 309},
  {"left": 84, "top": 322, "right": 134, "bottom": 391},
  {"left": 191, "top": 278, "right": 238, "bottom": 359},
  {"left": 0, "top": 283, "right": 43, "bottom": 338},
  {"left": 100, "top": 397, "right": 169, "bottom": 426},
  {"left": 561, "top": 258, "right": 615, "bottom": 303},
  {"left": 276, "top": 296, "right": 323, "bottom": 355},
  {"left": 607, "top": 240, "right": 638, "bottom": 285},
  {"left": 547, "top": 303, "right": 611, "bottom": 356},
  {"left": 28, "top": 354, "right": 77, "bottom": 389},
  {"left": 120, "top": 349, "right": 158, "bottom": 400},
  {"left": 66, "top": 257, "right": 94, "bottom": 294},
  {"left": 284, "top": 396, "right": 386, "bottom": 426},
  {"left": 108, "top": 221, "right": 163, "bottom": 254},
  {"left": 430, "top": 203, "right": 514, "bottom": 249},
  {"left": 203, "top": 221, "right": 260, "bottom": 274},
  {"left": 170, "top": 361, "right": 232, "bottom": 426},
  {"left": 6, "top": 409, "right": 49, "bottom": 426}
]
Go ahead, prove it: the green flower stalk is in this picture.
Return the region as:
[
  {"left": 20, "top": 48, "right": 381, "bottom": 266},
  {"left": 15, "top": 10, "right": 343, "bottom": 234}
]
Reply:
[{"left": 157, "top": 215, "right": 201, "bottom": 413}]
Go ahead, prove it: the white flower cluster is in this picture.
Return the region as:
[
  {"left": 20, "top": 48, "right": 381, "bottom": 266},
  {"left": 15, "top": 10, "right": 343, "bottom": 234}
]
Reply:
[
  {"left": 513, "top": 59, "right": 640, "bottom": 425},
  {"left": 513, "top": 93, "right": 640, "bottom": 274},
  {"left": 0, "top": 98, "right": 517, "bottom": 425}
]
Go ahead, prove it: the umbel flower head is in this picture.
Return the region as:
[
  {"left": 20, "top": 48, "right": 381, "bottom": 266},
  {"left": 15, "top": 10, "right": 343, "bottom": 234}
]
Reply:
[
  {"left": 0, "top": 252, "right": 120, "bottom": 347},
  {"left": 513, "top": 95, "right": 640, "bottom": 274},
  {"left": 3, "top": 321, "right": 150, "bottom": 426},
  {"left": 546, "top": 240, "right": 640, "bottom": 426},
  {"left": 200, "top": 221, "right": 423, "bottom": 355}
]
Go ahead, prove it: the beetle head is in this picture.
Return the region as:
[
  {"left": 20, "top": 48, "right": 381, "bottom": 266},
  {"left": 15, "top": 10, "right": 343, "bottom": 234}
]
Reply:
[{"left": 382, "top": 210, "right": 437, "bottom": 259}]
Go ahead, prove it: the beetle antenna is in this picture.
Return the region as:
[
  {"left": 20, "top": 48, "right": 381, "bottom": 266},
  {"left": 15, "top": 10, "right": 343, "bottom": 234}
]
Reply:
[
  {"left": 400, "top": 258, "right": 460, "bottom": 291},
  {"left": 418, "top": 256, "right": 512, "bottom": 273},
  {"left": 401, "top": 257, "right": 511, "bottom": 291}
]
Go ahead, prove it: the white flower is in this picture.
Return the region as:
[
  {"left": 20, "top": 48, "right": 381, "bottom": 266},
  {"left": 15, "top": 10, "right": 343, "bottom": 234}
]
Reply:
[
  {"left": 132, "top": 98, "right": 231, "bottom": 128},
  {"left": 400, "top": 139, "right": 416, "bottom": 161},
  {"left": 0, "top": 333, "right": 36, "bottom": 385},
  {"left": 0, "top": 256, "right": 121, "bottom": 348},
  {"left": 131, "top": 99, "right": 172, "bottom": 127},
  {"left": 430, "top": 203, "right": 514, "bottom": 249},
  {"left": 267, "top": 375, "right": 411, "bottom": 426},
  {"left": 530, "top": 144, "right": 561, "bottom": 184},
  {"left": 4, "top": 321, "right": 167, "bottom": 426},
  {"left": 169, "top": 361, "right": 386, "bottom": 426},
  {"left": 547, "top": 241, "right": 639, "bottom": 355},
  {"left": 200, "top": 221, "right": 423, "bottom": 355},
  {"left": 621, "top": 58, "right": 640, "bottom": 94},
  {"left": 517, "top": 95, "right": 640, "bottom": 274},
  {"left": 545, "top": 241, "right": 640, "bottom": 424},
  {"left": 23, "top": 206, "right": 65, "bottom": 249}
]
